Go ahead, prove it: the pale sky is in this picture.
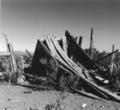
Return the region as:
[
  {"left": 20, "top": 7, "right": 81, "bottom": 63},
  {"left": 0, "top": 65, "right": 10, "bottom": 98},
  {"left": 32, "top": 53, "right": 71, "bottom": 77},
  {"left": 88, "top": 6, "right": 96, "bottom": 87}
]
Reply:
[{"left": 1, "top": 0, "right": 120, "bottom": 52}]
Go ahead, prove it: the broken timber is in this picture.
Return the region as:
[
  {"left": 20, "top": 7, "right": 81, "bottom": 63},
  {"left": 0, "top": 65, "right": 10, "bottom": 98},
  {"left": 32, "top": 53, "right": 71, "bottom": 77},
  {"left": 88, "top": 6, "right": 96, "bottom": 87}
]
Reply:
[
  {"left": 48, "top": 35, "right": 120, "bottom": 102},
  {"left": 26, "top": 38, "right": 106, "bottom": 100},
  {"left": 65, "top": 30, "right": 100, "bottom": 71},
  {"left": 65, "top": 30, "right": 108, "bottom": 79},
  {"left": 46, "top": 35, "right": 88, "bottom": 79},
  {"left": 89, "top": 28, "right": 94, "bottom": 60},
  {"left": 25, "top": 34, "right": 120, "bottom": 102}
]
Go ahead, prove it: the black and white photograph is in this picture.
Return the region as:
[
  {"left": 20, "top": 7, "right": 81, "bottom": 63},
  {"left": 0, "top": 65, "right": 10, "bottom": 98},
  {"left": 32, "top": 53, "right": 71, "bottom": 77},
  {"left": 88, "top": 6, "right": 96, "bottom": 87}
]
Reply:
[{"left": 1, "top": 0, "right": 120, "bottom": 109}]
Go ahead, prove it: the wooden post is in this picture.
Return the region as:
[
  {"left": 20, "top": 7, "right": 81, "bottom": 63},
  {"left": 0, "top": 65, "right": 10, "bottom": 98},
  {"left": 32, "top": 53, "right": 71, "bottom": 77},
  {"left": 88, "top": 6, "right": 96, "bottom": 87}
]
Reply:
[
  {"left": 4, "top": 35, "right": 17, "bottom": 83},
  {"left": 89, "top": 28, "right": 94, "bottom": 60},
  {"left": 110, "top": 44, "right": 115, "bottom": 75},
  {"left": 4, "top": 35, "right": 17, "bottom": 72}
]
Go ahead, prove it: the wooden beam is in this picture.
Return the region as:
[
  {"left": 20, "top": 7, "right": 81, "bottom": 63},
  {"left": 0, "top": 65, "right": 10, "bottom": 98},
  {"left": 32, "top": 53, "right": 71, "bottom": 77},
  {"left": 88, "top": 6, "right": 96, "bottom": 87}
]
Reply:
[{"left": 89, "top": 28, "right": 94, "bottom": 60}]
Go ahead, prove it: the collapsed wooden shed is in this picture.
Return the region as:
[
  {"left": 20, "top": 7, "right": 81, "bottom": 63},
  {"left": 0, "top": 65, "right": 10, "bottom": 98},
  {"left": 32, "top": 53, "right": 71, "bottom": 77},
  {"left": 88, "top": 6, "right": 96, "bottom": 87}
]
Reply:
[{"left": 24, "top": 33, "right": 120, "bottom": 103}]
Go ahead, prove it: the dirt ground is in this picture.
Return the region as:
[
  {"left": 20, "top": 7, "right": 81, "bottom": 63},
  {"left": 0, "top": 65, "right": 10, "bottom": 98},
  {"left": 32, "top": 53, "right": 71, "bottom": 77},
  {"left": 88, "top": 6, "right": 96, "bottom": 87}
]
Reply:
[{"left": 0, "top": 83, "right": 120, "bottom": 110}]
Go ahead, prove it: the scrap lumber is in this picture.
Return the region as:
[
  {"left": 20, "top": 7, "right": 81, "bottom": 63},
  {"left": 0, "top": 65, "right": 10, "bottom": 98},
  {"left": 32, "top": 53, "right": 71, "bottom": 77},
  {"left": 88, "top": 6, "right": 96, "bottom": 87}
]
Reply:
[
  {"left": 45, "top": 35, "right": 88, "bottom": 79},
  {"left": 49, "top": 35, "right": 120, "bottom": 102},
  {"left": 64, "top": 31, "right": 111, "bottom": 84},
  {"left": 39, "top": 38, "right": 72, "bottom": 75},
  {"left": 28, "top": 38, "right": 104, "bottom": 100},
  {"left": 65, "top": 30, "right": 118, "bottom": 75},
  {"left": 52, "top": 36, "right": 91, "bottom": 79},
  {"left": 23, "top": 34, "right": 120, "bottom": 102},
  {"left": 64, "top": 30, "right": 118, "bottom": 85},
  {"left": 45, "top": 35, "right": 80, "bottom": 75},
  {"left": 25, "top": 36, "right": 120, "bottom": 102},
  {"left": 65, "top": 30, "right": 104, "bottom": 75},
  {"left": 49, "top": 35, "right": 108, "bottom": 98},
  {"left": 49, "top": 35, "right": 108, "bottom": 99}
]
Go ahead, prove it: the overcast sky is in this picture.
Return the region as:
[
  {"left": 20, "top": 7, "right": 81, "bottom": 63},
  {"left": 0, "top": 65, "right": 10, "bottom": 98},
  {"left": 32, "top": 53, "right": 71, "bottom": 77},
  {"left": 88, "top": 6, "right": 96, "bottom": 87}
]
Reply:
[{"left": 1, "top": 0, "right": 120, "bottom": 52}]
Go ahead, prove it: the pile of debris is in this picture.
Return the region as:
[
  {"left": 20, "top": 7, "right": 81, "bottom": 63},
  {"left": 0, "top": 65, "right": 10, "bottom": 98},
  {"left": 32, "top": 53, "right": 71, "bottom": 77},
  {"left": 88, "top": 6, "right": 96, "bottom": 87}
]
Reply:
[
  {"left": 0, "top": 30, "right": 120, "bottom": 103},
  {"left": 23, "top": 30, "right": 120, "bottom": 103}
]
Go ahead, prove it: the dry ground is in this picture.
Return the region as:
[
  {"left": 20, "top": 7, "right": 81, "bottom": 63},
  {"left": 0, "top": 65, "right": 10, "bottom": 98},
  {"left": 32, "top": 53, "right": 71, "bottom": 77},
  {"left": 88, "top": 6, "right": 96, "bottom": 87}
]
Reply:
[{"left": 0, "top": 83, "right": 120, "bottom": 110}]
